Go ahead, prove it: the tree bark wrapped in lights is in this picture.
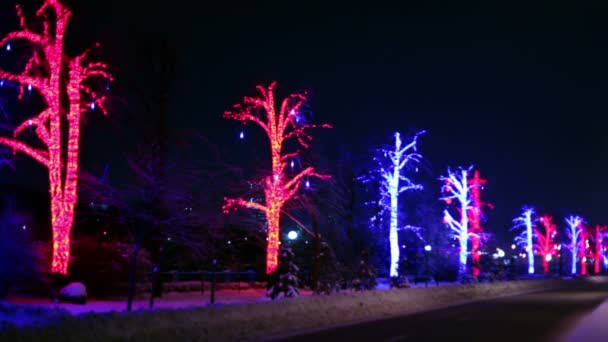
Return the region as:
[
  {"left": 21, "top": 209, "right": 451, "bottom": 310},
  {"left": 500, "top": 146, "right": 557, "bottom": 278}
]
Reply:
[{"left": 0, "top": 0, "right": 112, "bottom": 274}]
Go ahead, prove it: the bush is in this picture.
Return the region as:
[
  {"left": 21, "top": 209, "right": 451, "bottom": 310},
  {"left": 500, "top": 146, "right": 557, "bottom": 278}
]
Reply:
[
  {"left": 267, "top": 246, "right": 300, "bottom": 300},
  {"left": 68, "top": 238, "right": 152, "bottom": 298},
  {"left": 0, "top": 222, "right": 45, "bottom": 299},
  {"left": 352, "top": 249, "right": 377, "bottom": 291}
]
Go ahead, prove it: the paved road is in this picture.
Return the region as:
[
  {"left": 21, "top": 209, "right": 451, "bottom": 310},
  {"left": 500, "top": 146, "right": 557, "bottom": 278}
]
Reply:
[{"left": 274, "top": 288, "right": 608, "bottom": 342}]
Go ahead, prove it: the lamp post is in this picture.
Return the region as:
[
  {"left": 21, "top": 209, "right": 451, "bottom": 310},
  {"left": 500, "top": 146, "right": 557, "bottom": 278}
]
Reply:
[
  {"left": 557, "top": 244, "right": 562, "bottom": 277},
  {"left": 424, "top": 245, "right": 432, "bottom": 287}
]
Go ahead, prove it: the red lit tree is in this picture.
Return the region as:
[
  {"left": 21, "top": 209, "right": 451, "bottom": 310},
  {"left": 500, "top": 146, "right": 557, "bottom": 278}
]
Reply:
[
  {"left": 578, "top": 227, "right": 591, "bottom": 276},
  {"left": 0, "top": 0, "right": 112, "bottom": 274},
  {"left": 222, "top": 82, "right": 331, "bottom": 274},
  {"left": 467, "top": 170, "right": 492, "bottom": 277},
  {"left": 535, "top": 214, "right": 557, "bottom": 274},
  {"left": 589, "top": 225, "right": 608, "bottom": 274}
]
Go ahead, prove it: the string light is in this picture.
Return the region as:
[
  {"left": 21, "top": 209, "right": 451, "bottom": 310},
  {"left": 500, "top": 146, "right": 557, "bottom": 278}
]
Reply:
[
  {"left": 441, "top": 166, "right": 474, "bottom": 278},
  {"left": 536, "top": 214, "right": 557, "bottom": 274},
  {"left": 366, "top": 131, "right": 425, "bottom": 277},
  {"left": 565, "top": 215, "right": 584, "bottom": 275},
  {"left": 468, "top": 170, "right": 492, "bottom": 277},
  {"left": 513, "top": 207, "right": 535, "bottom": 274},
  {"left": 90, "top": 102, "right": 95, "bottom": 110},
  {"left": 0, "top": 0, "right": 113, "bottom": 275},
  {"left": 222, "top": 82, "right": 331, "bottom": 274},
  {"left": 591, "top": 225, "right": 608, "bottom": 274},
  {"left": 239, "top": 129, "right": 244, "bottom": 139}
]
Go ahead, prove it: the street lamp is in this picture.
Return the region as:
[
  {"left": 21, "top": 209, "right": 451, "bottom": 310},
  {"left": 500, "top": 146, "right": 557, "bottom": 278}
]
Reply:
[
  {"left": 424, "top": 245, "right": 432, "bottom": 287},
  {"left": 287, "top": 230, "right": 298, "bottom": 240}
]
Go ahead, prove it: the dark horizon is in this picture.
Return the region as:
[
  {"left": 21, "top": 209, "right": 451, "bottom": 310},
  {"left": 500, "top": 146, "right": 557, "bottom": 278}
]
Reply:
[{"left": 0, "top": 0, "right": 607, "bottom": 242}]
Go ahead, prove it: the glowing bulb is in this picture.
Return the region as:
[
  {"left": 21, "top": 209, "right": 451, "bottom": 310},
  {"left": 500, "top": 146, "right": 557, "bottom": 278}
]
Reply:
[
  {"left": 545, "top": 254, "right": 552, "bottom": 262},
  {"left": 5, "top": 43, "right": 10, "bottom": 51},
  {"left": 290, "top": 160, "right": 295, "bottom": 169},
  {"left": 28, "top": 119, "right": 33, "bottom": 126},
  {"left": 239, "top": 130, "right": 244, "bottom": 139},
  {"left": 305, "top": 179, "right": 310, "bottom": 188},
  {"left": 22, "top": 225, "right": 26, "bottom": 230},
  {"left": 0, "top": 80, "right": 3, "bottom": 87},
  {"left": 424, "top": 245, "right": 432, "bottom": 252},
  {"left": 27, "top": 84, "right": 32, "bottom": 91},
  {"left": 511, "top": 244, "right": 516, "bottom": 250},
  {"left": 287, "top": 230, "right": 298, "bottom": 240},
  {"left": 90, "top": 102, "right": 95, "bottom": 110}
]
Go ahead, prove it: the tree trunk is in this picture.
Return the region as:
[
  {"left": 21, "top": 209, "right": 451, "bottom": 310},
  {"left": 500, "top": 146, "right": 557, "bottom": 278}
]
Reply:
[
  {"left": 126, "top": 242, "right": 140, "bottom": 311},
  {"left": 581, "top": 258, "right": 587, "bottom": 276},
  {"left": 311, "top": 212, "right": 321, "bottom": 291},
  {"left": 265, "top": 204, "right": 281, "bottom": 274},
  {"left": 49, "top": 197, "right": 75, "bottom": 275}
]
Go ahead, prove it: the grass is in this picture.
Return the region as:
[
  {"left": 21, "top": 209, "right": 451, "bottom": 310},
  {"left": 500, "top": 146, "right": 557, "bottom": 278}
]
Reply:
[{"left": 0, "top": 278, "right": 582, "bottom": 342}]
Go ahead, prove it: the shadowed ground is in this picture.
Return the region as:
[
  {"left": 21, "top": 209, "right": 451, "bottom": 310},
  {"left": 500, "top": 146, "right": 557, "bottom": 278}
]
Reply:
[{"left": 273, "top": 288, "right": 608, "bottom": 342}]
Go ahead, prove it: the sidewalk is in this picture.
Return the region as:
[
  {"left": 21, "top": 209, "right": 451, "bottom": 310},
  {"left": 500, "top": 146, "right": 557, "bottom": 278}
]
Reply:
[{"left": 557, "top": 281, "right": 608, "bottom": 342}]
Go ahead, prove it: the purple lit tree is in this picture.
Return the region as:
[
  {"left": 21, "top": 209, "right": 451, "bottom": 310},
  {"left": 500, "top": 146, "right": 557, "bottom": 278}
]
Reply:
[
  {"left": 364, "top": 131, "right": 425, "bottom": 277},
  {"left": 440, "top": 166, "right": 477, "bottom": 278},
  {"left": 512, "top": 207, "right": 535, "bottom": 274}
]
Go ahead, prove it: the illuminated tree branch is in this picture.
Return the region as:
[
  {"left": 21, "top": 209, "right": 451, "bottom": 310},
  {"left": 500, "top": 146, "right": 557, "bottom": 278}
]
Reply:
[{"left": 223, "top": 82, "right": 331, "bottom": 274}]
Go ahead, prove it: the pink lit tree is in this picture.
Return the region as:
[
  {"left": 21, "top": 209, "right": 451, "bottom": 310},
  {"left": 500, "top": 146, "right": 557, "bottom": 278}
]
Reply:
[
  {"left": 467, "top": 170, "right": 492, "bottom": 277},
  {"left": 589, "top": 225, "right": 608, "bottom": 274},
  {"left": 0, "top": 0, "right": 112, "bottom": 274},
  {"left": 535, "top": 214, "right": 557, "bottom": 274},
  {"left": 222, "top": 82, "right": 331, "bottom": 274}
]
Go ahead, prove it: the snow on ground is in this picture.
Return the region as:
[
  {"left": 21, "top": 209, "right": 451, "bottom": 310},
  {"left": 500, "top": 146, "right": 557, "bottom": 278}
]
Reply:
[
  {"left": 4, "top": 280, "right": 456, "bottom": 318},
  {"left": 6, "top": 288, "right": 313, "bottom": 316}
]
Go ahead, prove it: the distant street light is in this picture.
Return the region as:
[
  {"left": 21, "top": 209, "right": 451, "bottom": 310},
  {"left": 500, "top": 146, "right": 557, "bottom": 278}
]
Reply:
[{"left": 287, "top": 230, "right": 298, "bottom": 240}]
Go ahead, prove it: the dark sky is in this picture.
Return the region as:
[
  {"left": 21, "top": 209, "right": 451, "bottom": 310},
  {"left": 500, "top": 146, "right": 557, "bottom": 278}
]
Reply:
[{"left": 1, "top": 0, "right": 608, "bottom": 239}]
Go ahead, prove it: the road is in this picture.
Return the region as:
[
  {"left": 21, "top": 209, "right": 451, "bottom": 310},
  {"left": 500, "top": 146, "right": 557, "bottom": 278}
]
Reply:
[{"left": 273, "top": 288, "right": 608, "bottom": 342}]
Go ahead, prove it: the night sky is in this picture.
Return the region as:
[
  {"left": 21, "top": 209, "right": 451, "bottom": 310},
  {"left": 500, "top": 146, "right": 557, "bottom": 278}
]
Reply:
[{"left": 1, "top": 0, "right": 608, "bottom": 240}]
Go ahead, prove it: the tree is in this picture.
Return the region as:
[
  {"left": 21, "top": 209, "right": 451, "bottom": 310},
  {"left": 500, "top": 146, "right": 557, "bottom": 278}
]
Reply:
[
  {"left": 589, "top": 225, "right": 608, "bottom": 274},
  {"left": 535, "top": 214, "right": 557, "bottom": 274},
  {"left": 81, "top": 135, "right": 227, "bottom": 311},
  {"left": 363, "top": 131, "right": 425, "bottom": 277},
  {"left": 267, "top": 246, "right": 300, "bottom": 300},
  {"left": 512, "top": 207, "right": 535, "bottom": 274},
  {"left": 565, "top": 215, "right": 584, "bottom": 276},
  {"left": 352, "top": 249, "right": 377, "bottom": 291},
  {"left": 440, "top": 166, "right": 477, "bottom": 278},
  {"left": 0, "top": 0, "right": 112, "bottom": 274},
  {"left": 467, "top": 170, "right": 493, "bottom": 277},
  {"left": 222, "top": 82, "right": 331, "bottom": 274}
]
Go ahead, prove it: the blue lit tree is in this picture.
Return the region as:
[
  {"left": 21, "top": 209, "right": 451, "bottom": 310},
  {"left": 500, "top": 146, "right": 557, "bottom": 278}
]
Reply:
[
  {"left": 364, "top": 131, "right": 425, "bottom": 277},
  {"left": 565, "top": 215, "right": 584, "bottom": 275},
  {"left": 512, "top": 207, "right": 535, "bottom": 274},
  {"left": 440, "top": 166, "right": 477, "bottom": 278}
]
